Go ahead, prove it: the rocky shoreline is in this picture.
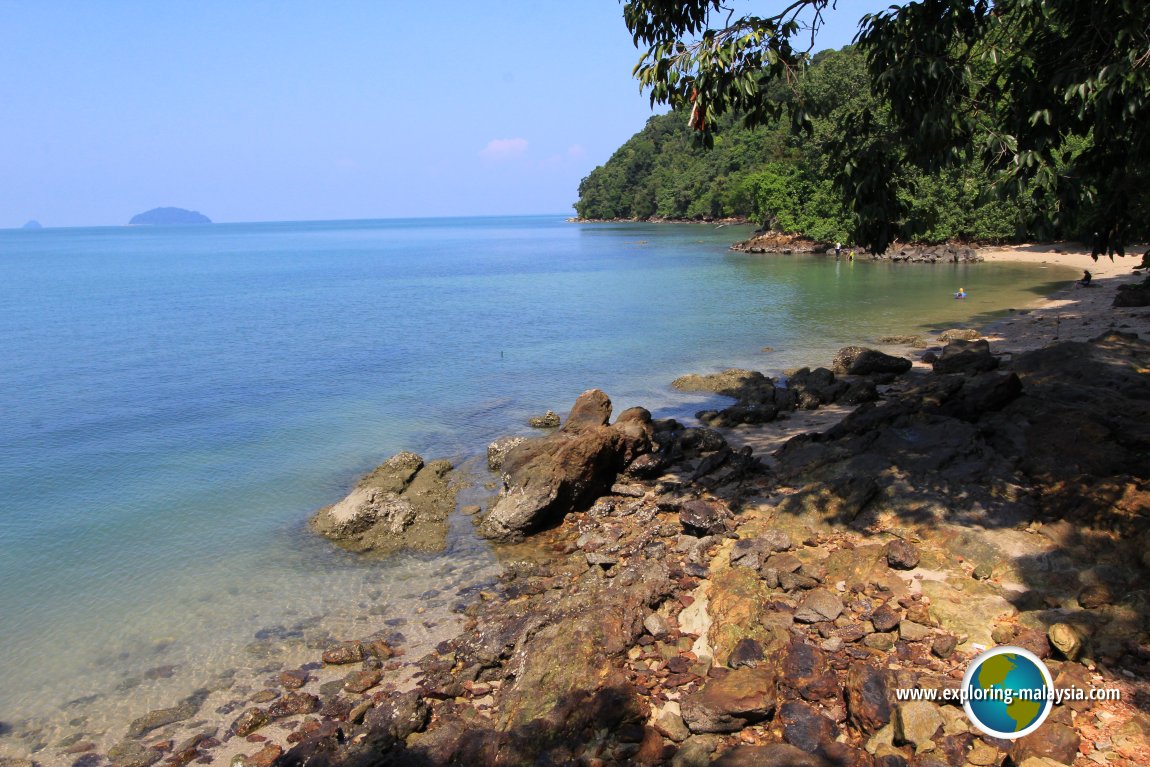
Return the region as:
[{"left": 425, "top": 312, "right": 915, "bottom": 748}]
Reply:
[
  {"left": 4, "top": 274, "right": 1149, "bottom": 767},
  {"left": 731, "top": 232, "right": 985, "bottom": 264},
  {"left": 566, "top": 217, "right": 751, "bottom": 226}
]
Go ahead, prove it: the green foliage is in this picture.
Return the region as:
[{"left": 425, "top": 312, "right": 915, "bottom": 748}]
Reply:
[
  {"left": 619, "top": 0, "right": 1150, "bottom": 257},
  {"left": 575, "top": 46, "right": 1035, "bottom": 246},
  {"left": 574, "top": 106, "right": 793, "bottom": 221}
]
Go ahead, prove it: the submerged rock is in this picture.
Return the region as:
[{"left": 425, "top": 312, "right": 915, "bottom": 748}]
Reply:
[{"left": 309, "top": 451, "right": 457, "bottom": 555}]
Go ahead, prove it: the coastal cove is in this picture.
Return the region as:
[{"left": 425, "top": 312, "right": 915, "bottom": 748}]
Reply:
[{"left": 0, "top": 216, "right": 1081, "bottom": 762}]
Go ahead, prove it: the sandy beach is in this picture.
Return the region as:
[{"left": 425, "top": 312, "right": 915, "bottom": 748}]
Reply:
[{"left": 978, "top": 243, "right": 1150, "bottom": 353}]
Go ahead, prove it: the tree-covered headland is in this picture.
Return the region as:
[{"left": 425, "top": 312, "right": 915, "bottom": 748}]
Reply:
[
  {"left": 575, "top": 46, "right": 1036, "bottom": 246},
  {"left": 577, "top": 1, "right": 1150, "bottom": 258}
]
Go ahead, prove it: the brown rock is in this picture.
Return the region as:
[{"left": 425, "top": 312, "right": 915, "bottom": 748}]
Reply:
[
  {"left": 230, "top": 708, "right": 268, "bottom": 737},
  {"left": 885, "top": 540, "right": 920, "bottom": 570},
  {"left": 778, "top": 701, "right": 838, "bottom": 755},
  {"left": 1078, "top": 583, "right": 1114, "bottom": 609},
  {"left": 267, "top": 692, "right": 320, "bottom": 720},
  {"left": 863, "top": 632, "right": 896, "bottom": 651},
  {"left": 711, "top": 743, "right": 833, "bottom": 766},
  {"left": 894, "top": 700, "right": 943, "bottom": 750},
  {"left": 764, "top": 552, "right": 803, "bottom": 574},
  {"left": 106, "top": 741, "right": 162, "bottom": 767},
  {"left": 562, "top": 388, "right": 613, "bottom": 432},
  {"left": 238, "top": 744, "right": 282, "bottom": 767},
  {"left": 126, "top": 709, "right": 184, "bottom": 739},
  {"left": 321, "top": 642, "right": 364, "bottom": 665},
  {"left": 846, "top": 663, "right": 892, "bottom": 734},
  {"left": 1053, "top": 663, "right": 1095, "bottom": 713},
  {"left": 1009, "top": 722, "right": 1080, "bottom": 766},
  {"left": 1047, "top": 622, "right": 1086, "bottom": 660},
  {"left": 930, "top": 634, "right": 958, "bottom": 659},
  {"left": 343, "top": 669, "right": 382, "bottom": 694},
  {"left": 898, "top": 620, "right": 931, "bottom": 642},
  {"left": 727, "top": 638, "right": 765, "bottom": 669},
  {"left": 680, "top": 667, "right": 777, "bottom": 734},
  {"left": 708, "top": 567, "right": 791, "bottom": 667},
  {"left": 780, "top": 638, "right": 838, "bottom": 702},
  {"left": 1013, "top": 627, "right": 1052, "bottom": 659},
  {"left": 870, "top": 604, "right": 901, "bottom": 633},
  {"left": 279, "top": 669, "right": 309, "bottom": 689},
  {"left": 479, "top": 416, "right": 627, "bottom": 542},
  {"left": 634, "top": 726, "right": 666, "bottom": 765},
  {"left": 679, "top": 499, "right": 731, "bottom": 536},
  {"left": 527, "top": 410, "right": 561, "bottom": 428},
  {"left": 794, "top": 589, "right": 844, "bottom": 623},
  {"left": 308, "top": 450, "right": 459, "bottom": 555}
]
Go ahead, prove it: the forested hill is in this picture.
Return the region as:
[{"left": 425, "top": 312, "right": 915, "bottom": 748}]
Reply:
[{"left": 574, "top": 47, "right": 1046, "bottom": 246}]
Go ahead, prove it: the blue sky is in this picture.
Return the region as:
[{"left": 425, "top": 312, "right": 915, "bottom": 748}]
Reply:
[{"left": 0, "top": 2, "right": 896, "bottom": 227}]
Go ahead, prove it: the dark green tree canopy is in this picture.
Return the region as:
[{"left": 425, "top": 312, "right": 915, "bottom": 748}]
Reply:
[
  {"left": 576, "top": 47, "right": 1035, "bottom": 246},
  {"left": 623, "top": 0, "right": 1150, "bottom": 257}
]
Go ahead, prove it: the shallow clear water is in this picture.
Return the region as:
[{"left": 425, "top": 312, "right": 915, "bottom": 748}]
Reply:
[{"left": 0, "top": 216, "right": 1074, "bottom": 738}]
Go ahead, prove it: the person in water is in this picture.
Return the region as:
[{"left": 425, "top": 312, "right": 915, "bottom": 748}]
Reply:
[{"left": 954, "top": 287, "right": 967, "bottom": 299}]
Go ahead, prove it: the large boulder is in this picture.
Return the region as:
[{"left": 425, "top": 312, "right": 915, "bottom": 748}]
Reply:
[
  {"left": 680, "top": 667, "right": 778, "bottom": 733},
  {"left": 931, "top": 338, "right": 999, "bottom": 375},
  {"left": 310, "top": 452, "right": 456, "bottom": 555},
  {"left": 1114, "top": 280, "right": 1150, "bottom": 307},
  {"left": 563, "top": 388, "right": 612, "bottom": 431},
  {"left": 786, "top": 367, "right": 844, "bottom": 409},
  {"left": 479, "top": 390, "right": 647, "bottom": 542},
  {"left": 832, "top": 346, "right": 912, "bottom": 376},
  {"left": 676, "top": 369, "right": 790, "bottom": 426}
]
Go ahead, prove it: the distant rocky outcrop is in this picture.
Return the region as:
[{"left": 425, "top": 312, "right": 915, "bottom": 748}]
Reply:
[
  {"left": 730, "top": 232, "right": 823, "bottom": 254},
  {"left": 871, "top": 243, "right": 982, "bottom": 263},
  {"left": 128, "top": 207, "right": 212, "bottom": 226},
  {"left": 310, "top": 451, "right": 457, "bottom": 555},
  {"left": 731, "top": 233, "right": 986, "bottom": 263},
  {"left": 21, "top": 220, "right": 42, "bottom": 230}
]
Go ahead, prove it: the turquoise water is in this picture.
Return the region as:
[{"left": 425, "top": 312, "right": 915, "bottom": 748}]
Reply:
[{"left": 0, "top": 216, "right": 1073, "bottom": 741}]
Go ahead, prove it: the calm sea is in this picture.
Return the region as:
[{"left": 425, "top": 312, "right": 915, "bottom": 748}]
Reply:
[{"left": 0, "top": 216, "right": 1072, "bottom": 744}]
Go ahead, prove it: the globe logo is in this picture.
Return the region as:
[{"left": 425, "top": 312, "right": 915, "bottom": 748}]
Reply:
[{"left": 962, "top": 646, "right": 1054, "bottom": 738}]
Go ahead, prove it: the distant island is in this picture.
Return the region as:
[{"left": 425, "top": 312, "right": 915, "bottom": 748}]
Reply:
[
  {"left": 128, "top": 207, "right": 212, "bottom": 226},
  {"left": 22, "top": 220, "right": 43, "bottom": 230}
]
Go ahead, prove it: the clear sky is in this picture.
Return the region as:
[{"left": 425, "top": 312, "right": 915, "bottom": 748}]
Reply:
[{"left": 0, "top": 2, "right": 897, "bottom": 228}]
